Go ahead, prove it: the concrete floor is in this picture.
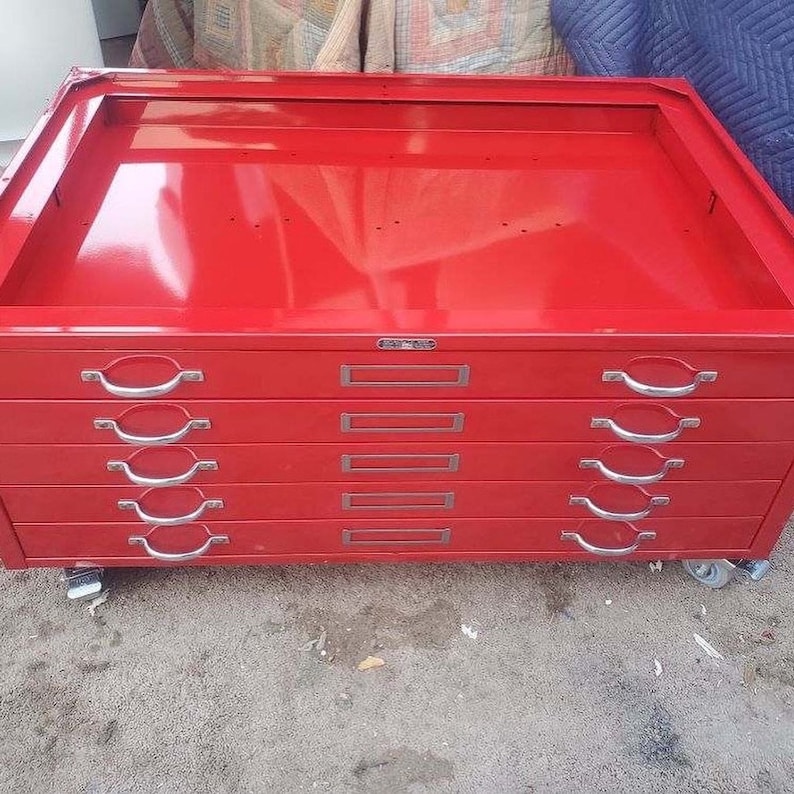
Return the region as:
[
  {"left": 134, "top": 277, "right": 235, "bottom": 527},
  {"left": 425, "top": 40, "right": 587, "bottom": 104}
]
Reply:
[{"left": 1, "top": 528, "right": 792, "bottom": 793}]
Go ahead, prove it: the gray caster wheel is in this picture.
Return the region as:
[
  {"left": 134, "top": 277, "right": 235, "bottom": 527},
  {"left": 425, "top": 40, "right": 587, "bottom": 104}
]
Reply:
[
  {"left": 61, "top": 567, "right": 105, "bottom": 600},
  {"left": 735, "top": 559, "right": 772, "bottom": 581},
  {"left": 682, "top": 559, "right": 737, "bottom": 589}
]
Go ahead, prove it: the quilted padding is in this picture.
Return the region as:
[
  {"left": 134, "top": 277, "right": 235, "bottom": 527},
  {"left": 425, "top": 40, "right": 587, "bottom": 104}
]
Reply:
[{"left": 552, "top": 0, "right": 794, "bottom": 212}]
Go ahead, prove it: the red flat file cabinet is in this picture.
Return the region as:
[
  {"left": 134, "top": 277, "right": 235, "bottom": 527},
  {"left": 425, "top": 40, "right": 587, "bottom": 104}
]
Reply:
[{"left": 1, "top": 69, "right": 794, "bottom": 594}]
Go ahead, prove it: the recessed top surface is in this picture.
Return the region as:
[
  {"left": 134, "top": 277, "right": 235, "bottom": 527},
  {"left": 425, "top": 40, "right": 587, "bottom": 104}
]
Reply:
[{"left": 1, "top": 73, "right": 793, "bottom": 331}]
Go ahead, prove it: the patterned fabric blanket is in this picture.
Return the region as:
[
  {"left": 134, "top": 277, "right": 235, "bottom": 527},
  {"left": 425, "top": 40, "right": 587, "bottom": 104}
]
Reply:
[
  {"left": 131, "top": 0, "right": 197, "bottom": 68},
  {"left": 131, "top": 0, "right": 573, "bottom": 74},
  {"left": 552, "top": 0, "right": 794, "bottom": 211},
  {"left": 129, "top": 1, "right": 791, "bottom": 211}
]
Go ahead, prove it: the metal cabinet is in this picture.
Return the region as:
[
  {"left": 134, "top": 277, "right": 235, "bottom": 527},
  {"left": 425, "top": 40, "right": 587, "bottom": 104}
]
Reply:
[{"left": 1, "top": 71, "right": 794, "bottom": 590}]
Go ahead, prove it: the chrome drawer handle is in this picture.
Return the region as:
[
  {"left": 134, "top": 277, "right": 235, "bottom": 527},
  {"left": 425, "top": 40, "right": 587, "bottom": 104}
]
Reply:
[
  {"left": 579, "top": 457, "right": 684, "bottom": 485},
  {"left": 107, "top": 459, "right": 218, "bottom": 487},
  {"left": 128, "top": 533, "right": 228, "bottom": 561},
  {"left": 81, "top": 369, "right": 203, "bottom": 398},
  {"left": 569, "top": 495, "right": 669, "bottom": 521},
  {"left": 591, "top": 417, "right": 699, "bottom": 444},
  {"left": 94, "top": 418, "right": 210, "bottom": 446},
  {"left": 561, "top": 530, "right": 656, "bottom": 557},
  {"left": 602, "top": 369, "right": 717, "bottom": 397},
  {"left": 118, "top": 498, "right": 224, "bottom": 525},
  {"left": 341, "top": 365, "right": 470, "bottom": 387}
]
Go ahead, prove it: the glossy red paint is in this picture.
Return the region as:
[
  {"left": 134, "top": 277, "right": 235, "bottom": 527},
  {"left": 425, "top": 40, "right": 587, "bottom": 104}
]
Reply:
[
  {"left": 15, "top": 518, "right": 762, "bottom": 564},
  {"left": 2, "top": 350, "right": 794, "bottom": 399},
  {"left": 1, "top": 442, "right": 790, "bottom": 486},
  {"left": 0, "top": 399, "right": 793, "bottom": 445},
  {"left": 0, "top": 480, "right": 777, "bottom": 524},
  {"left": 1, "top": 71, "right": 794, "bottom": 573},
  {"left": 0, "top": 72, "right": 793, "bottom": 338},
  {"left": 0, "top": 500, "right": 25, "bottom": 570}
]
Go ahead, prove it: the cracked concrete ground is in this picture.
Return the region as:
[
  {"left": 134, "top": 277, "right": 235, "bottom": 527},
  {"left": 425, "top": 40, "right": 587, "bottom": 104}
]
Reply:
[{"left": 1, "top": 527, "right": 792, "bottom": 793}]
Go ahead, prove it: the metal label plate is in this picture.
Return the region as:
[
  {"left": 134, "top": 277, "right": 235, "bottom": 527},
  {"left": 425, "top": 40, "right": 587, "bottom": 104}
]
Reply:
[{"left": 377, "top": 338, "right": 437, "bottom": 351}]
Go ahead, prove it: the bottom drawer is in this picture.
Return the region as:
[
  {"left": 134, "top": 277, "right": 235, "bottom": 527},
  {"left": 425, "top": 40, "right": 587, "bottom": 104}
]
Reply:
[{"left": 16, "top": 517, "right": 762, "bottom": 563}]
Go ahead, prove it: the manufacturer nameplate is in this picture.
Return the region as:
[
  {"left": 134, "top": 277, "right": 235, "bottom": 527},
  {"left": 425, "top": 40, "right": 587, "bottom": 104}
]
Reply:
[{"left": 377, "top": 338, "right": 437, "bottom": 351}]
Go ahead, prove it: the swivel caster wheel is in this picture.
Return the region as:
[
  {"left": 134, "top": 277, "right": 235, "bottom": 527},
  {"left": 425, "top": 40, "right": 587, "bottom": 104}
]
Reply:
[
  {"left": 735, "top": 559, "right": 772, "bottom": 582},
  {"left": 61, "top": 567, "right": 105, "bottom": 600},
  {"left": 681, "top": 559, "right": 737, "bottom": 589}
]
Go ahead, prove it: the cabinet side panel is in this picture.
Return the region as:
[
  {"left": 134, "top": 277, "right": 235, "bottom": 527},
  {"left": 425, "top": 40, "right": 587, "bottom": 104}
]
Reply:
[
  {"left": 0, "top": 497, "right": 26, "bottom": 569},
  {"left": 750, "top": 456, "right": 794, "bottom": 558}
]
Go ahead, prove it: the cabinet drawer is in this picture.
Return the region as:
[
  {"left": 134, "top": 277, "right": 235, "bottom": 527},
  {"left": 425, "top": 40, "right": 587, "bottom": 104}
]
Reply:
[
  {"left": 1, "top": 480, "right": 778, "bottom": 523},
  {"left": 2, "top": 441, "right": 790, "bottom": 486},
  {"left": 15, "top": 517, "right": 763, "bottom": 562},
  {"left": 4, "top": 350, "right": 794, "bottom": 400},
  {"left": 2, "top": 399, "right": 794, "bottom": 444}
]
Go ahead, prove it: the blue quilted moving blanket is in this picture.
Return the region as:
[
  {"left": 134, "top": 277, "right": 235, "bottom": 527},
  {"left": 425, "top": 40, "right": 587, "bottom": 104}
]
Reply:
[{"left": 552, "top": 0, "right": 794, "bottom": 212}]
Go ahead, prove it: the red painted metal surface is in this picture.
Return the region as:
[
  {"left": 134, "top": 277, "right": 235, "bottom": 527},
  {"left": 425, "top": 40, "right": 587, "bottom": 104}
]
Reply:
[
  {"left": 15, "top": 518, "right": 762, "bottom": 563},
  {"left": 0, "top": 500, "right": 25, "bottom": 570},
  {"left": 1, "top": 72, "right": 794, "bottom": 340},
  {"left": 5, "top": 124, "right": 788, "bottom": 315},
  {"left": 1, "top": 71, "right": 794, "bottom": 572},
  {"left": 0, "top": 480, "right": 777, "bottom": 524},
  {"left": 0, "top": 399, "right": 793, "bottom": 445},
  {"left": 2, "top": 350, "right": 794, "bottom": 399},
  {"left": 1, "top": 441, "right": 790, "bottom": 486}
]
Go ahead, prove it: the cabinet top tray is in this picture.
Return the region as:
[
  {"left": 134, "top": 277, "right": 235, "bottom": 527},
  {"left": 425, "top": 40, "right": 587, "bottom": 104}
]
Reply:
[{"left": 1, "top": 69, "right": 793, "bottom": 346}]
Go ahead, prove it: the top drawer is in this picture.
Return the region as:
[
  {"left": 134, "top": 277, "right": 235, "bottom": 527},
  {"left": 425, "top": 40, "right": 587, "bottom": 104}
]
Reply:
[{"left": 1, "top": 350, "right": 793, "bottom": 400}]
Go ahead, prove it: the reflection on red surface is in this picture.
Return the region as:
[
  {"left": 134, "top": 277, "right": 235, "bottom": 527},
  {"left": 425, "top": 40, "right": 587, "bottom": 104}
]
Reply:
[{"left": 4, "top": 104, "right": 789, "bottom": 311}]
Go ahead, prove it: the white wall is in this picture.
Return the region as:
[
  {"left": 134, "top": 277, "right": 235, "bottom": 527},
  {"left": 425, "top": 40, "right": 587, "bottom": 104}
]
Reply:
[{"left": 0, "top": 0, "right": 103, "bottom": 158}]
